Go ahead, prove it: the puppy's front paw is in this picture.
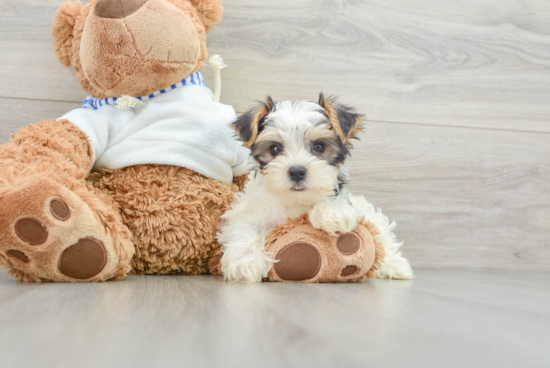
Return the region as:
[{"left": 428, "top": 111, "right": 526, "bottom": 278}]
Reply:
[
  {"left": 221, "top": 243, "right": 274, "bottom": 283},
  {"left": 309, "top": 201, "right": 359, "bottom": 236}
]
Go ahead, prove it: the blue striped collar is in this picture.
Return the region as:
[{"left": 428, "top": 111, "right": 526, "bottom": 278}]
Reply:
[{"left": 81, "top": 71, "right": 205, "bottom": 110}]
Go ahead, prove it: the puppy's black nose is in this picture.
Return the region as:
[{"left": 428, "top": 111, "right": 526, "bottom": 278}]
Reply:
[{"left": 288, "top": 166, "right": 307, "bottom": 183}]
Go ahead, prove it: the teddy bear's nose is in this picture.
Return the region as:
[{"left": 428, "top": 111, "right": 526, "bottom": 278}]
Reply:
[{"left": 95, "top": 0, "right": 150, "bottom": 19}]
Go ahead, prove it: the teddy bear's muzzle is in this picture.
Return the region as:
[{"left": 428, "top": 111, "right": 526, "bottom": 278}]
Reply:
[
  {"left": 95, "top": 0, "right": 150, "bottom": 19},
  {"left": 79, "top": 0, "right": 201, "bottom": 98}
]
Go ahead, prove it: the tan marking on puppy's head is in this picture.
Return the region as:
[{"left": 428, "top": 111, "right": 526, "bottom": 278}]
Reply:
[
  {"left": 232, "top": 96, "right": 277, "bottom": 148},
  {"left": 318, "top": 93, "right": 364, "bottom": 144}
]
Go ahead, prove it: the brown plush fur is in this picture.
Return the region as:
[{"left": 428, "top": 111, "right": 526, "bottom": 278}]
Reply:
[
  {"left": 52, "top": 0, "right": 222, "bottom": 98},
  {"left": 88, "top": 166, "right": 240, "bottom": 275},
  {"left": 52, "top": 1, "right": 84, "bottom": 68},
  {"left": 361, "top": 220, "right": 385, "bottom": 279},
  {"left": 187, "top": 0, "right": 223, "bottom": 32},
  {"left": 231, "top": 173, "right": 248, "bottom": 192},
  {"left": 262, "top": 214, "right": 385, "bottom": 283},
  {"left": 1, "top": 119, "right": 93, "bottom": 180}
]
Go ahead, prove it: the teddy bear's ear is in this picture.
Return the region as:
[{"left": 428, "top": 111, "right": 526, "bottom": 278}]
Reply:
[
  {"left": 232, "top": 96, "right": 276, "bottom": 148},
  {"left": 52, "top": 1, "right": 84, "bottom": 67},
  {"left": 318, "top": 93, "right": 364, "bottom": 144},
  {"left": 188, "top": 0, "right": 223, "bottom": 32}
]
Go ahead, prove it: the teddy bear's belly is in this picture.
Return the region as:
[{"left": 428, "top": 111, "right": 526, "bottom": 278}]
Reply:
[{"left": 88, "top": 164, "right": 237, "bottom": 275}]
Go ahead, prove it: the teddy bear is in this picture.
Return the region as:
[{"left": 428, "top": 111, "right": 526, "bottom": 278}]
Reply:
[{"left": 0, "top": 0, "right": 251, "bottom": 282}]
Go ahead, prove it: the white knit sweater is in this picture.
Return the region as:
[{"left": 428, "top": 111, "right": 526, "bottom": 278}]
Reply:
[{"left": 59, "top": 73, "right": 250, "bottom": 184}]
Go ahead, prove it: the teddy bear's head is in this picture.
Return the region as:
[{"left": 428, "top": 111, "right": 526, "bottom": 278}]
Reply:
[{"left": 52, "top": 0, "right": 222, "bottom": 99}]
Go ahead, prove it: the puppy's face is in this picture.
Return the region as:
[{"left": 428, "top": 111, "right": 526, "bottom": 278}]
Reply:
[{"left": 234, "top": 94, "right": 363, "bottom": 205}]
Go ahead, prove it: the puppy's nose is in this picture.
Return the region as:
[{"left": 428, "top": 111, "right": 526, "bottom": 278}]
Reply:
[
  {"left": 288, "top": 166, "right": 307, "bottom": 183},
  {"left": 95, "top": 0, "right": 149, "bottom": 19}
]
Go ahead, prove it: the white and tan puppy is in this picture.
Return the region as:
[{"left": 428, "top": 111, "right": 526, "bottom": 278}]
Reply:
[{"left": 218, "top": 94, "right": 413, "bottom": 283}]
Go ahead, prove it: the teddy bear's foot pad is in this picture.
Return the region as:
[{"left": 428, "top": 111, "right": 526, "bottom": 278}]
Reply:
[
  {"left": 6, "top": 249, "right": 30, "bottom": 263},
  {"left": 341, "top": 265, "right": 358, "bottom": 276},
  {"left": 11, "top": 199, "right": 106, "bottom": 278},
  {"left": 266, "top": 221, "right": 381, "bottom": 283},
  {"left": 336, "top": 233, "right": 361, "bottom": 254},
  {"left": 0, "top": 178, "right": 121, "bottom": 282},
  {"left": 274, "top": 242, "right": 322, "bottom": 281},
  {"left": 14, "top": 217, "right": 49, "bottom": 245},
  {"left": 58, "top": 238, "right": 107, "bottom": 279}
]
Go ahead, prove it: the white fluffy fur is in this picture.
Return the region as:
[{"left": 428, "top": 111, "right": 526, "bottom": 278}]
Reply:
[{"left": 218, "top": 100, "right": 413, "bottom": 283}]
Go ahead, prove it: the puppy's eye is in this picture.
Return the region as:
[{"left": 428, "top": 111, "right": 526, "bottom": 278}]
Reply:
[
  {"left": 313, "top": 141, "right": 325, "bottom": 153},
  {"left": 270, "top": 144, "right": 282, "bottom": 156}
]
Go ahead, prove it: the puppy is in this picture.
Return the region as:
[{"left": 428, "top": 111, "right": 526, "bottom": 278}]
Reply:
[{"left": 218, "top": 94, "right": 413, "bottom": 283}]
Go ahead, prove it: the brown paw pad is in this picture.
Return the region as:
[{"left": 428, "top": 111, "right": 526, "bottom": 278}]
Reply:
[
  {"left": 337, "top": 233, "right": 361, "bottom": 255},
  {"left": 6, "top": 250, "right": 30, "bottom": 263},
  {"left": 58, "top": 238, "right": 107, "bottom": 280},
  {"left": 14, "top": 218, "right": 48, "bottom": 245},
  {"left": 50, "top": 198, "right": 70, "bottom": 221},
  {"left": 341, "top": 265, "right": 358, "bottom": 277},
  {"left": 274, "top": 242, "right": 321, "bottom": 281}
]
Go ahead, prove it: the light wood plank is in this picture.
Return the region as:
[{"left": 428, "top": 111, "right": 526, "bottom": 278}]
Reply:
[
  {"left": 1, "top": 0, "right": 550, "bottom": 132},
  {"left": 0, "top": 268, "right": 41, "bottom": 304},
  {"left": 347, "top": 121, "right": 550, "bottom": 269},
  {"left": 0, "top": 270, "right": 549, "bottom": 368},
  {"left": 211, "top": 0, "right": 550, "bottom": 132},
  {"left": 0, "top": 98, "right": 79, "bottom": 143},
  {"left": 0, "top": 0, "right": 88, "bottom": 101}
]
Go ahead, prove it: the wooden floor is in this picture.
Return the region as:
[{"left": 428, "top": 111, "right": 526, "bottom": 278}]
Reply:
[{"left": 0, "top": 269, "right": 549, "bottom": 368}]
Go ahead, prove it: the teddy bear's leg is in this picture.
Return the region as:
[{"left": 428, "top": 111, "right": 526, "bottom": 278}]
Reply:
[
  {"left": 0, "top": 120, "right": 135, "bottom": 282},
  {"left": 90, "top": 165, "right": 238, "bottom": 275},
  {"left": 264, "top": 216, "right": 385, "bottom": 283}
]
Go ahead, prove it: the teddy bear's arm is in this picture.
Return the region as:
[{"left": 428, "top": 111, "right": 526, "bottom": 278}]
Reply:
[
  {"left": 0, "top": 119, "right": 93, "bottom": 182},
  {"left": 59, "top": 108, "right": 114, "bottom": 165},
  {"left": 231, "top": 140, "right": 252, "bottom": 177}
]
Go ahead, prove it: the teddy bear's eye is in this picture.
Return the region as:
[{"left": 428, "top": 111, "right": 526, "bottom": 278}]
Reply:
[
  {"left": 313, "top": 141, "right": 325, "bottom": 153},
  {"left": 270, "top": 144, "right": 282, "bottom": 156}
]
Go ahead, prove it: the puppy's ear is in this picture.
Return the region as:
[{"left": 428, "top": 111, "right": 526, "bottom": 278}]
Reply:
[
  {"left": 52, "top": 1, "right": 84, "bottom": 67},
  {"left": 318, "top": 93, "right": 364, "bottom": 143},
  {"left": 232, "top": 96, "right": 276, "bottom": 148}
]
